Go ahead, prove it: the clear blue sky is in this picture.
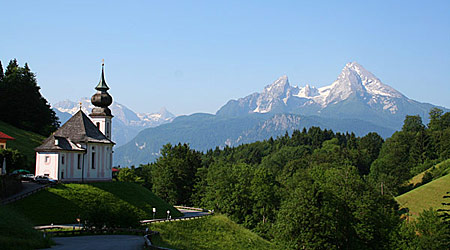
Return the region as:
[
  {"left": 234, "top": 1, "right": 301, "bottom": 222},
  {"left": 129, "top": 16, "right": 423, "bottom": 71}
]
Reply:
[{"left": 1, "top": 0, "right": 449, "bottom": 115}]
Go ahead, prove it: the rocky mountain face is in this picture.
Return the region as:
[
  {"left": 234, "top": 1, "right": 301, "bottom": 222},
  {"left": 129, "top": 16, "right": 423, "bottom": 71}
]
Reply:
[
  {"left": 52, "top": 98, "right": 175, "bottom": 146},
  {"left": 217, "top": 62, "right": 436, "bottom": 128},
  {"left": 112, "top": 62, "right": 447, "bottom": 166}
]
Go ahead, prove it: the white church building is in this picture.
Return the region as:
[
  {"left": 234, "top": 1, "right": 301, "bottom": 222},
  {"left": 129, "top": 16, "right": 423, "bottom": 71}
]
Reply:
[{"left": 35, "top": 63, "right": 115, "bottom": 182}]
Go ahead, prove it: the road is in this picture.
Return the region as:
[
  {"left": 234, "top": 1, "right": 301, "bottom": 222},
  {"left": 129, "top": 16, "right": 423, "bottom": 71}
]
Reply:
[
  {"left": 1, "top": 181, "right": 44, "bottom": 204},
  {"left": 44, "top": 235, "right": 144, "bottom": 250},
  {"left": 178, "top": 208, "right": 210, "bottom": 218}
]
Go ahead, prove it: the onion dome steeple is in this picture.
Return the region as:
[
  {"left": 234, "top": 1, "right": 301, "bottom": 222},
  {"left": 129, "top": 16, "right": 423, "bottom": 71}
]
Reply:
[
  {"left": 90, "top": 62, "right": 113, "bottom": 117},
  {"left": 96, "top": 63, "right": 110, "bottom": 91}
]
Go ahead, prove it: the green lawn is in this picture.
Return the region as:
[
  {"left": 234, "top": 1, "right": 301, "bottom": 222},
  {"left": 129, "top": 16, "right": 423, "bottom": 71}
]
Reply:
[
  {"left": 7, "top": 182, "right": 182, "bottom": 226},
  {"left": 0, "top": 120, "right": 45, "bottom": 168},
  {"left": 0, "top": 205, "right": 53, "bottom": 250},
  {"left": 396, "top": 173, "right": 450, "bottom": 219},
  {"left": 149, "top": 214, "right": 282, "bottom": 250}
]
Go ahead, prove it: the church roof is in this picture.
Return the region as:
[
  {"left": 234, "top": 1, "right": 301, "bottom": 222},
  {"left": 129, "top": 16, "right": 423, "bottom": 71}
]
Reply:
[
  {"left": 36, "top": 110, "right": 114, "bottom": 152},
  {"left": 0, "top": 132, "right": 15, "bottom": 140}
]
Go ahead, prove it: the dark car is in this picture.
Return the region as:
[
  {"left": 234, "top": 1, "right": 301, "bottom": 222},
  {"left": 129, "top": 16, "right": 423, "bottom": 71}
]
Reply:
[{"left": 34, "top": 175, "right": 57, "bottom": 184}]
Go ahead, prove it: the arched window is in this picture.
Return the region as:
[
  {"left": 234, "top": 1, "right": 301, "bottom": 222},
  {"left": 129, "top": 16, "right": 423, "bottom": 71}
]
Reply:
[{"left": 96, "top": 122, "right": 100, "bottom": 129}]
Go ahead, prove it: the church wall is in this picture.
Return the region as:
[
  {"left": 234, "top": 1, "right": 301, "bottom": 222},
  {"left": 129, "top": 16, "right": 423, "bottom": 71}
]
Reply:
[
  {"left": 36, "top": 152, "right": 59, "bottom": 180},
  {"left": 90, "top": 116, "right": 112, "bottom": 140},
  {"left": 58, "top": 152, "right": 84, "bottom": 180},
  {"left": 74, "top": 143, "right": 112, "bottom": 181}
]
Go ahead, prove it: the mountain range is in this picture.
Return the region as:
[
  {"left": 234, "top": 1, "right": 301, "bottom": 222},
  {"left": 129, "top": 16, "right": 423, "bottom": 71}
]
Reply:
[
  {"left": 52, "top": 98, "right": 175, "bottom": 146},
  {"left": 217, "top": 62, "right": 435, "bottom": 129},
  {"left": 113, "top": 62, "right": 447, "bottom": 167}
]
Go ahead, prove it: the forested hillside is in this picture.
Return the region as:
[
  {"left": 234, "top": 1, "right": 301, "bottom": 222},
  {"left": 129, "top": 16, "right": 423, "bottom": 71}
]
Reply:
[
  {"left": 118, "top": 108, "right": 450, "bottom": 249},
  {"left": 0, "top": 59, "right": 58, "bottom": 173},
  {"left": 0, "top": 59, "right": 59, "bottom": 136}
]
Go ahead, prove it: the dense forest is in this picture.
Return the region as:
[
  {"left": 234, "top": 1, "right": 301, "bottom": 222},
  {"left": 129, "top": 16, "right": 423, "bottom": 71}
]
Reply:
[
  {"left": 119, "top": 109, "right": 450, "bottom": 249},
  {"left": 0, "top": 59, "right": 59, "bottom": 136},
  {"left": 0, "top": 59, "right": 59, "bottom": 172}
]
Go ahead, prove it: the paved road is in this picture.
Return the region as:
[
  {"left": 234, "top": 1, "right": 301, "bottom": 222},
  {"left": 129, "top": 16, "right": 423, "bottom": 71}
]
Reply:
[
  {"left": 44, "top": 235, "right": 144, "bottom": 250},
  {"left": 178, "top": 208, "right": 210, "bottom": 218},
  {"left": 1, "top": 181, "right": 44, "bottom": 204}
]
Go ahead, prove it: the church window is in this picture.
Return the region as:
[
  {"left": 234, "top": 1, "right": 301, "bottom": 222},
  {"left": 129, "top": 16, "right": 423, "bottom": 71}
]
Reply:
[
  {"left": 61, "top": 171, "right": 64, "bottom": 179},
  {"left": 110, "top": 150, "right": 113, "bottom": 169},
  {"left": 61, "top": 155, "right": 65, "bottom": 165},
  {"left": 96, "top": 122, "right": 100, "bottom": 129},
  {"left": 45, "top": 156, "right": 50, "bottom": 163},
  {"left": 77, "top": 154, "right": 81, "bottom": 169},
  {"left": 92, "top": 147, "right": 96, "bottom": 169},
  {"left": 106, "top": 122, "right": 110, "bottom": 137}
]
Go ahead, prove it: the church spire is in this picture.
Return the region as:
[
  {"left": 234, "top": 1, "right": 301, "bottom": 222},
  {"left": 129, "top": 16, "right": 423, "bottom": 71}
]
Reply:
[
  {"left": 95, "top": 60, "right": 110, "bottom": 91},
  {"left": 90, "top": 61, "right": 113, "bottom": 117}
]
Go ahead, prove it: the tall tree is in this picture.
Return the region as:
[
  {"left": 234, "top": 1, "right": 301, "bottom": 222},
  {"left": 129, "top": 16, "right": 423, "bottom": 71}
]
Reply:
[
  {"left": 0, "top": 60, "right": 4, "bottom": 82},
  {"left": 0, "top": 59, "right": 59, "bottom": 135},
  {"left": 402, "top": 115, "right": 425, "bottom": 133},
  {"left": 151, "top": 143, "right": 202, "bottom": 206}
]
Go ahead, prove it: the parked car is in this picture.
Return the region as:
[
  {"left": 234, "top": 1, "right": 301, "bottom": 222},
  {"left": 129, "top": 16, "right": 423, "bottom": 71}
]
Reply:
[
  {"left": 34, "top": 175, "right": 57, "bottom": 184},
  {"left": 20, "top": 173, "right": 35, "bottom": 181}
]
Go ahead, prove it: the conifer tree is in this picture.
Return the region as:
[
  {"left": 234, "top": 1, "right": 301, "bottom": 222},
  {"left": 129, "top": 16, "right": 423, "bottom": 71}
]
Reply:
[
  {"left": 0, "top": 60, "right": 4, "bottom": 82},
  {"left": 0, "top": 59, "right": 59, "bottom": 135}
]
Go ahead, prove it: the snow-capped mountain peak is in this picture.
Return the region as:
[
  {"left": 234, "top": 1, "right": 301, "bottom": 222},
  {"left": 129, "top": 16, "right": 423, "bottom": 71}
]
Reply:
[
  {"left": 263, "top": 75, "right": 290, "bottom": 97},
  {"left": 217, "top": 62, "right": 421, "bottom": 117}
]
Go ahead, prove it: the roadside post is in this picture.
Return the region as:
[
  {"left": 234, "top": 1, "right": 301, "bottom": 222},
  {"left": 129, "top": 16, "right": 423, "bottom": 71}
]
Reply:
[{"left": 153, "top": 207, "right": 156, "bottom": 220}]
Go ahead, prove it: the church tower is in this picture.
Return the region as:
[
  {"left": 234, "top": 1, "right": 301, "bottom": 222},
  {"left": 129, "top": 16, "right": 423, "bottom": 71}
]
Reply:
[{"left": 90, "top": 62, "right": 113, "bottom": 139}]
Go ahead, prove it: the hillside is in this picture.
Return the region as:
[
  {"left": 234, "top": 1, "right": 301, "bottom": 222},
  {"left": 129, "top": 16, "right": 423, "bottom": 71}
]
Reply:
[
  {"left": 0, "top": 120, "right": 45, "bottom": 168},
  {"left": 409, "top": 159, "right": 450, "bottom": 186},
  {"left": 150, "top": 214, "right": 282, "bottom": 250},
  {"left": 6, "top": 182, "right": 182, "bottom": 226},
  {"left": 0, "top": 206, "right": 52, "bottom": 250},
  {"left": 396, "top": 174, "right": 450, "bottom": 219}
]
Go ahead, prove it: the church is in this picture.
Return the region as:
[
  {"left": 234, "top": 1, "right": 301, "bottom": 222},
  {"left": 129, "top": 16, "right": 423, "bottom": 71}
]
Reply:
[{"left": 35, "top": 63, "right": 115, "bottom": 182}]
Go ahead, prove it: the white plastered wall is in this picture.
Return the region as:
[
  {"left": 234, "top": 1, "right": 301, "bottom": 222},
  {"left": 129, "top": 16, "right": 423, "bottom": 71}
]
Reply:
[{"left": 36, "top": 152, "right": 59, "bottom": 180}]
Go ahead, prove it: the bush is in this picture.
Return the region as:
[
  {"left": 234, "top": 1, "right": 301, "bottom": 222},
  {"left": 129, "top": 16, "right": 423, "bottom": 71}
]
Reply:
[{"left": 0, "top": 148, "right": 27, "bottom": 173}]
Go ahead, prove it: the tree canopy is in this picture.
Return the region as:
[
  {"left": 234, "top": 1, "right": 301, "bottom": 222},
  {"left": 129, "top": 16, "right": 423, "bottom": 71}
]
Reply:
[{"left": 0, "top": 59, "right": 59, "bottom": 136}]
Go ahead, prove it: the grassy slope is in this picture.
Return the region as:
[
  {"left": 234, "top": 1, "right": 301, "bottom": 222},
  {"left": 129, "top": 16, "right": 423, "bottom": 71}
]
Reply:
[
  {"left": 0, "top": 205, "right": 52, "bottom": 250},
  {"left": 396, "top": 174, "right": 450, "bottom": 218},
  {"left": 0, "top": 120, "right": 45, "bottom": 167},
  {"left": 7, "top": 182, "right": 182, "bottom": 225},
  {"left": 409, "top": 159, "right": 450, "bottom": 186},
  {"left": 150, "top": 214, "right": 282, "bottom": 250}
]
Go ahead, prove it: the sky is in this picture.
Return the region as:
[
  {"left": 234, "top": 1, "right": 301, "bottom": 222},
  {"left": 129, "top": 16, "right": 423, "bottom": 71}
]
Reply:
[{"left": 1, "top": 0, "right": 449, "bottom": 115}]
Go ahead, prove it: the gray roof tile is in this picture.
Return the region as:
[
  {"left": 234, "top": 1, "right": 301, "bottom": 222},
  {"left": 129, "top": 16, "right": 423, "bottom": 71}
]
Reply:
[{"left": 36, "top": 110, "right": 113, "bottom": 152}]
